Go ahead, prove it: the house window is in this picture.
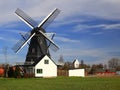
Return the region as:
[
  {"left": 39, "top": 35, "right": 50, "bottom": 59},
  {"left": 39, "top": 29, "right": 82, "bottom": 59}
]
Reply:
[
  {"left": 37, "top": 69, "right": 43, "bottom": 74},
  {"left": 44, "top": 60, "right": 49, "bottom": 64}
]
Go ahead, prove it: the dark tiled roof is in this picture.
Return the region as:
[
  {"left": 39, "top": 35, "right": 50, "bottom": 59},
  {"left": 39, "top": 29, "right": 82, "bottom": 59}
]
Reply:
[
  {"left": 32, "top": 55, "right": 45, "bottom": 66},
  {"left": 17, "top": 55, "right": 57, "bottom": 67},
  {"left": 73, "top": 59, "right": 78, "bottom": 64}
]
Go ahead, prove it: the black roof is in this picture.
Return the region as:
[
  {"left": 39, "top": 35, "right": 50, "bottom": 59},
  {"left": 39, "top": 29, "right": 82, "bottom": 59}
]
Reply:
[
  {"left": 33, "top": 55, "right": 57, "bottom": 66},
  {"left": 32, "top": 55, "right": 45, "bottom": 66},
  {"left": 17, "top": 55, "right": 57, "bottom": 67},
  {"left": 73, "top": 59, "right": 78, "bottom": 64}
]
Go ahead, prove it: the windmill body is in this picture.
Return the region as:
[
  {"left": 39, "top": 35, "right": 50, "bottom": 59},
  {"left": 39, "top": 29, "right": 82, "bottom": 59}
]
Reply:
[
  {"left": 12, "top": 8, "right": 60, "bottom": 64},
  {"left": 25, "top": 28, "right": 50, "bottom": 63}
]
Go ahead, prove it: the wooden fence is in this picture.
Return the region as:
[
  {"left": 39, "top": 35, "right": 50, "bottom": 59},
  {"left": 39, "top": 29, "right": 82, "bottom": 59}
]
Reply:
[{"left": 57, "top": 69, "right": 68, "bottom": 76}]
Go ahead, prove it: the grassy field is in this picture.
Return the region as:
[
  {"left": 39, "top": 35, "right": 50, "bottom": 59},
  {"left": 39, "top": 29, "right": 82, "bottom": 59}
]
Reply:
[{"left": 0, "top": 77, "right": 120, "bottom": 90}]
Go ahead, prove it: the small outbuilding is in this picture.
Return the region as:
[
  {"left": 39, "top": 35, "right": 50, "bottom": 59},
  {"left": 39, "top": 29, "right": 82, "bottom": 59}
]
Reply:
[
  {"left": 69, "top": 69, "right": 85, "bottom": 77},
  {"left": 73, "top": 59, "right": 80, "bottom": 68}
]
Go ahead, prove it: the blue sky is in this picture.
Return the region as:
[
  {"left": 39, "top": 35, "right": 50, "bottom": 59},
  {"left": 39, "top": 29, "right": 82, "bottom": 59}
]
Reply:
[{"left": 0, "top": 0, "right": 120, "bottom": 65}]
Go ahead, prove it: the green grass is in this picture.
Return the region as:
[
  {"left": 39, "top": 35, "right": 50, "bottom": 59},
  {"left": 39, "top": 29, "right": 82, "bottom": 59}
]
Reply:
[{"left": 0, "top": 77, "right": 120, "bottom": 90}]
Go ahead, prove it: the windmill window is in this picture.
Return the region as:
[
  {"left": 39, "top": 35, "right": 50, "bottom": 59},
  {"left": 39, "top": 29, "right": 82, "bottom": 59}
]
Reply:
[
  {"left": 37, "top": 69, "right": 43, "bottom": 74},
  {"left": 44, "top": 60, "right": 49, "bottom": 64},
  {"left": 32, "top": 48, "right": 35, "bottom": 53}
]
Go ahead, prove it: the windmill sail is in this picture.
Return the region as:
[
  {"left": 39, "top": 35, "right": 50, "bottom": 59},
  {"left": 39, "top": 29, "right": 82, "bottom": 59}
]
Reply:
[
  {"left": 45, "top": 33, "right": 58, "bottom": 51},
  {"left": 39, "top": 30, "right": 59, "bottom": 51},
  {"left": 15, "top": 8, "right": 60, "bottom": 52},
  {"left": 37, "top": 8, "right": 60, "bottom": 52},
  {"left": 46, "top": 39, "right": 59, "bottom": 52},
  {"left": 15, "top": 8, "right": 38, "bottom": 29},
  {"left": 12, "top": 32, "right": 35, "bottom": 53},
  {"left": 38, "top": 8, "right": 60, "bottom": 29}
]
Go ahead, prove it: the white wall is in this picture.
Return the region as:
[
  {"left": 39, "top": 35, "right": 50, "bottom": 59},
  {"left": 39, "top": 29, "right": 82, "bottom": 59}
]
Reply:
[
  {"left": 35, "top": 55, "right": 57, "bottom": 77},
  {"left": 69, "top": 69, "right": 85, "bottom": 77}
]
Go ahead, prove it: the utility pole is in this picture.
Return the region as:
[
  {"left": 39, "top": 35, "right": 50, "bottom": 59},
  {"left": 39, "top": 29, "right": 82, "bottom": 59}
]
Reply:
[{"left": 3, "top": 46, "right": 8, "bottom": 77}]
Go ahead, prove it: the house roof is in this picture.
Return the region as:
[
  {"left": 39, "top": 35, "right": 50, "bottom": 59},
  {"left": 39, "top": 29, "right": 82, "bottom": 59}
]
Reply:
[
  {"left": 32, "top": 55, "right": 45, "bottom": 66},
  {"left": 73, "top": 59, "right": 79, "bottom": 64},
  {"left": 16, "top": 55, "right": 57, "bottom": 67},
  {"left": 33, "top": 55, "right": 57, "bottom": 66}
]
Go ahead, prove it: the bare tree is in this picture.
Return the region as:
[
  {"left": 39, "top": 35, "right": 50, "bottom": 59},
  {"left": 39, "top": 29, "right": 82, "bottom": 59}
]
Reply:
[
  {"left": 108, "top": 58, "right": 120, "bottom": 70},
  {"left": 63, "top": 61, "right": 73, "bottom": 70},
  {"left": 58, "top": 55, "right": 64, "bottom": 65}
]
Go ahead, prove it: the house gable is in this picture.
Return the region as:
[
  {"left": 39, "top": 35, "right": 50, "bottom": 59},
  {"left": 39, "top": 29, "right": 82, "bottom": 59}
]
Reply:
[{"left": 35, "top": 55, "right": 57, "bottom": 77}]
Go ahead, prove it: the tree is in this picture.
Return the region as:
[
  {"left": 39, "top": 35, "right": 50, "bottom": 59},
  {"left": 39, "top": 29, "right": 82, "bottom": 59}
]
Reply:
[
  {"left": 79, "top": 60, "right": 90, "bottom": 69},
  {"left": 108, "top": 58, "right": 120, "bottom": 70},
  {"left": 81, "top": 60, "right": 84, "bottom": 65},
  {"left": 58, "top": 55, "right": 64, "bottom": 65},
  {"left": 63, "top": 62, "right": 73, "bottom": 70},
  {"left": 89, "top": 63, "right": 104, "bottom": 74},
  {"left": 14, "top": 66, "right": 21, "bottom": 78},
  {"left": 8, "top": 67, "right": 14, "bottom": 78},
  {"left": 89, "top": 64, "right": 97, "bottom": 74}
]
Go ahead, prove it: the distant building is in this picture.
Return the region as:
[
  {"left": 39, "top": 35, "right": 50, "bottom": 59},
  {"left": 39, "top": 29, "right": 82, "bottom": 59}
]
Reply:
[{"left": 73, "top": 59, "right": 80, "bottom": 68}]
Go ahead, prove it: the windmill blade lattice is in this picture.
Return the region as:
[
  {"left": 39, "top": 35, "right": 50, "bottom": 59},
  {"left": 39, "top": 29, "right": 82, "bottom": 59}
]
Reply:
[
  {"left": 12, "top": 31, "right": 35, "bottom": 53},
  {"left": 38, "top": 8, "right": 61, "bottom": 29},
  {"left": 15, "top": 8, "right": 38, "bottom": 29}
]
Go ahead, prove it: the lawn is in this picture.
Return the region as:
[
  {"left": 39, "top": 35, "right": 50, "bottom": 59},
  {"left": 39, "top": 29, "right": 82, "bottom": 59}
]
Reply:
[{"left": 0, "top": 77, "right": 120, "bottom": 90}]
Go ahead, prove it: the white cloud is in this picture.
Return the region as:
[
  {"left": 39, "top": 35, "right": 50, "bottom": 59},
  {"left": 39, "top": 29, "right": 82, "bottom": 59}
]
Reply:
[
  {"left": 0, "top": 0, "right": 120, "bottom": 25},
  {"left": 5, "top": 29, "right": 28, "bottom": 34},
  {"left": 103, "top": 23, "right": 120, "bottom": 29},
  {"left": 92, "top": 32, "right": 103, "bottom": 35},
  {"left": 0, "top": 53, "right": 26, "bottom": 64},
  {"left": 55, "top": 36, "right": 80, "bottom": 43},
  {"left": 0, "top": 37, "right": 4, "bottom": 40},
  {"left": 52, "top": 46, "right": 120, "bottom": 64},
  {"left": 60, "top": 48, "right": 108, "bottom": 58},
  {"left": 74, "top": 23, "right": 120, "bottom": 32}
]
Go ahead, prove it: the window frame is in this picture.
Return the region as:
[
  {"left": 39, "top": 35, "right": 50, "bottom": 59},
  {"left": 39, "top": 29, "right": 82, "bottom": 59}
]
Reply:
[
  {"left": 37, "top": 69, "right": 43, "bottom": 74},
  {"left": 44, "top": 59, "right": 49, "bottom": 64}
]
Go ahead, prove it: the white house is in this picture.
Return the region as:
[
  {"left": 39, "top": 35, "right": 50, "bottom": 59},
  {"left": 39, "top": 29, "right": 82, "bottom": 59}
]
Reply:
[
  {"left": 69, "top": 69, "right": 85, "bottom": 77},
  {"left": 34, "top": 55, "right": 57, "bottom": 77},
  {"left": 73, "top": 59, "right": 80, "bottom": 68}
]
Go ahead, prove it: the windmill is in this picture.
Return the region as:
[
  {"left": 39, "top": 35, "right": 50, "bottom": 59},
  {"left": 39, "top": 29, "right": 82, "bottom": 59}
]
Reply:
[{"left": 12, "top": 8, "right": 60, "bottom": 64}]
